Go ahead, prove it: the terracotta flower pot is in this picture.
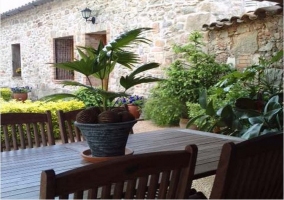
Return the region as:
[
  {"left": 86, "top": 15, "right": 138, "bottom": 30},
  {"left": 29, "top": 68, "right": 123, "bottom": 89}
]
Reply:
[
  {"left": 127, "top": 104, "right": 141, "bottom": 119},
  {"left": 13, "top": 93, "right": 28, "bottom": 102}
]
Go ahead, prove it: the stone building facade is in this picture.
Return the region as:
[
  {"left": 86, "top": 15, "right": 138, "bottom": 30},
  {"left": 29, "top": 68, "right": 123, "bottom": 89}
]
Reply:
[
  {"left": 204, "top": 5, "right": 283, "bottom": 69},
  {"left": 0, "top": 0, "right": 277, "bottom": 100}
]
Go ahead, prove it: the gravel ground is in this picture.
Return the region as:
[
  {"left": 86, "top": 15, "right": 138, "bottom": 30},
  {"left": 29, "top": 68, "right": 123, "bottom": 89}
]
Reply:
[{"left": 133, "top": 120, "right": 214, "bottom": 198}]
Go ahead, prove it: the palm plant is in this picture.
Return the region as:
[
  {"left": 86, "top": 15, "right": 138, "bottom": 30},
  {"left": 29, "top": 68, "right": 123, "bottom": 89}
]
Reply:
[{"left": 42, "top": 28, "right": 161, "bottom": 111}]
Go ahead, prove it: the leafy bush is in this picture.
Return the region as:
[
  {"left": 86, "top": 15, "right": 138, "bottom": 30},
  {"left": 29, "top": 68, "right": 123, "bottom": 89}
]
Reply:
[
  {"left": 186, "top": 102, "right": 205, "bottom": 127},
  {"left": 143, "top": 31, "right": 232, "bottom": 125},
  {"left": 0, "top": 88, "right": 12, "bottom": 101},
  {"left": 212, "top": 50, "right": 283, "bottom": 104},
  {"left": 143, "top": 87, "right": 183, "bottom": 126},
  {"left": 0, "top": 99, "right": 85, "bottom": 140},
  {"left": 187, "top": 89, "right": 283, "bottom": 139},
  {"left": 238, "top": 93, "right": 283, "bottom": 139},
  {"left": 74, "top": 87, "right": 104, "bottom": 107}
]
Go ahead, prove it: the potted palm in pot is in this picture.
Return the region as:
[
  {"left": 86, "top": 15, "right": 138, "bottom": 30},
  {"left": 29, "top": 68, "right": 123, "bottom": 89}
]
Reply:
[{"left": 42, "top": 28, "right": 162, "bottom": 157}]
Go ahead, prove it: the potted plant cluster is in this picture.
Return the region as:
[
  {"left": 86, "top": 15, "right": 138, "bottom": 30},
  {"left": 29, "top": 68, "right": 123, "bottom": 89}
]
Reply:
[
  {"left": 42, "top": 28, "right": 162, "bottom": 157},
  {"left": 115, "top": 95, "right": 144, "bottom": 119},
  {"left": 11, "top": 86, "right": 31, "bottom": 101},
  {"left": 143, "top": 32, "right": 232, "bottom": 127},
  {"left": 186, "top": 50, "right": 283, "bottom": 139}
]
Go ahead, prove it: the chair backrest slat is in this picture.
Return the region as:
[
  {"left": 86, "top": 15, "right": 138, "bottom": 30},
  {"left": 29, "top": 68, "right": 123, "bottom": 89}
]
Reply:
[
  {"left": 18, "top": 125, "right": 26, "bottom": 149},
  {"left": 73, "top": 190, "right": 84, "bottom": 199},
  {"left": 135, "top": 176, "right": 148, "bottom": 198},
  {"left": 3, "top": 126, "right": 10, "bottom": 151},
  {"left": 124, "top": 179, "right": 136, "bottom": 199},
  {"left": 10, "top": 125, "right": 18, "bottom": 150},
  {"left": 26, "top": 124, "right": 33, "bottom": 148},
  {"left": 87, "top": 187, "right": 98, "bottom": 199},
  {"left": 147, "top": 173, "right": 159, "bottom": 198},
  {"left": 113, "top": 182, "right": 124, "bottom": 199},
  {"left": 167, "top": 169, "right": 181, "bottom": 198},
  {"left": 210, "top": 133, "right": 283, "bottom": 199},
  {"left": 40, "top": 144, "right": 198, "bottom": 199},
  {"left": 39, "top": 123, "right": 47, "bottom": 146},
  {"left": 1, "top": 111, "right": 55, "bottom": 152},
  {"left": 158, "top": 171, "right": 170, "bottom": 199},
  {"left": 56, "top": 109, "right": 84, "bottom": 144},
  {"left": 66, "top": 122, "right": 75, "bottom": 143},
  {"left": 33, "top": 123, "right": 41, "bottom": 147},
  {"left": 101, "top": 185, "right": 112, "bottom": 199}
]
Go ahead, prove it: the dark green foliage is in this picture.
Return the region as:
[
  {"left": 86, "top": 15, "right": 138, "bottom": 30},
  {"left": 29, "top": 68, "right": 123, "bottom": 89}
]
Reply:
[
  {"left": 143, "top": 31, "right": 233, "bottom": 125},
  {"left": 236, "top": 93, "right": 283, "bottom": 139},
  {"left": 74, "top": 88, "right": 104, "bottom": 107},
  {"left": 143, "top": 86, "right": 183, "bottom": 126},
  {"left": 187, "top": 89, "right": 283, "bottom": 138},
  {"left": 0, "top": 88, "right": 12, "bottom": 101},
  {"left": 173, "top": 32, "right": 233, "bottom": 92},
  {"left": 212, "top": 50, "right": 283, "bottom": 104}
]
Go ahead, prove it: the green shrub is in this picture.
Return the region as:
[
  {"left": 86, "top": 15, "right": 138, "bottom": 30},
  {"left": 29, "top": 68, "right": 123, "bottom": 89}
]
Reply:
[
  {"left": 74, "top": 87, "right": 104, "bottom": 107},
  {"left": 212, "top": 50, "right": 283, "bottom": 104},
  {"left": 144, "top": 31, "right": 232, "bottom": 126},
  {"left": 0, "top": 99, "right": 85, "bottom": 140},
  {"left": 143, "top": 87, "right": 183, "bottom": 126},
  {"left": 0, "top": 88, "right": 12, "bottom": 101}
]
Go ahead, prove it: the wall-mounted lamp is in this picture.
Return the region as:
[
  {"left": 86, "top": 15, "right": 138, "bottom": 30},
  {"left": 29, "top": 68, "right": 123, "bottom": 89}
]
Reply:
[{"left": 81, "top": 8, "right": 96, "bottom": 24}]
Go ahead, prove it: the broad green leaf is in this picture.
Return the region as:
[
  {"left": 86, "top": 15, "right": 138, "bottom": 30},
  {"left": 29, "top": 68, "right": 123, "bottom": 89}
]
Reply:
[
  {"left": 186, "top": 114, "right": 205, "bottom": 128},
  {"left": 59, "top": 80, "right": 94, "bottom": 89},
  {"left": 264, "top": 108, "right": 282, "bottom": 122},
  {"left": 109, "top": 28, "right": 152, "bottom": 50},
  {"left": 115, "top": 51, "right": 140, "bottom": 68},
  {"left": 206, "top": 100, "right": 215, "bottom": 116},
  {"left": 128, "top": 63, "right": 160, "bottom": 78},
  {"left": 39, "top": 93, "right": 78, "bottom": 102},
  {"left": 241, "top": 124, "right": 263, "bottom": 139},
  {"left": 199, "top": 90, "right": 207, "bottom": 109},
  {"left": 217, "top": 104, "right": 233, "bottom": 118},
  {"left": 248, "top": 116, "right": 264, "bottom": 124},
  {"left": 264, "top": 95, "right": 280, "bottom": 113},
  {"left": 50, "top": 58, "right": 104, "bottom": 76},
  {"left": 270, "top": 50, "right": 283, "bottom": 63},
  {"left": 120, "top": 76, "right": 162, "bottom": 91}
]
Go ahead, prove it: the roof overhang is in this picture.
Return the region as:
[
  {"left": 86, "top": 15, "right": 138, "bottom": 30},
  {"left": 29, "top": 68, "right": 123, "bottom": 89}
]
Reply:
[{"left": 0, "top": 0, "right": 54, "bottom": 19}]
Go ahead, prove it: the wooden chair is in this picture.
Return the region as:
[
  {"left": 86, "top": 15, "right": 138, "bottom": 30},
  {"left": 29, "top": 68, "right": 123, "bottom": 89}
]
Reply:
[
  {"left": 1, "top": 111, "right": 55, "bottom": 151},
  {"left": 189, "top": 132, "right": 283, "bottom": 199},
  {"left": 40, "top": 144, "right": 198, "bottom": 199},
  {"left": 56, "top": 109, "right": 85, "bottom": 144}
]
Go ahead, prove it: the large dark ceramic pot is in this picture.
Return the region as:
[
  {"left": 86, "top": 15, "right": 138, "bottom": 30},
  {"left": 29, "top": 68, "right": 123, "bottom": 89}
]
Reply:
[{"left": 75, "top": 120, "right": 137, "bottom": 157}]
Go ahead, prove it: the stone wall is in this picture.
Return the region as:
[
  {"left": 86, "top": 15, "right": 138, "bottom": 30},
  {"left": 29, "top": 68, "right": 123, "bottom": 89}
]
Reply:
[
  {"left": 0, "top": 0, "right": 274, "bottom": 99},
  {"left": 206, "top": 15, "right": 283, "bottom": 70}
]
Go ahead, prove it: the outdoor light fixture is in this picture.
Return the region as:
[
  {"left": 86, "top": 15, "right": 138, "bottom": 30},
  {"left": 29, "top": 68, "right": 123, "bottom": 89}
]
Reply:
[{"left": 81, "top": 8, "right": 96, "bottom": 24}]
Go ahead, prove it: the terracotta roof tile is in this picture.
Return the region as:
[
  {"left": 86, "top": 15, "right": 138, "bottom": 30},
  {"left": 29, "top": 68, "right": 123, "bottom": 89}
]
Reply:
[
  {"left": 0, "top": 0, "right": 53, "bottom": 19},
  {"left": 202, "top": 4, "right": 283, "bottom": 31}
]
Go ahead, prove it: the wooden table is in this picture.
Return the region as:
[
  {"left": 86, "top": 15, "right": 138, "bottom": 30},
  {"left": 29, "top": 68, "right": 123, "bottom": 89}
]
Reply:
[{"left": 1, "top": 128, "right": 244, "bottom": 199}]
